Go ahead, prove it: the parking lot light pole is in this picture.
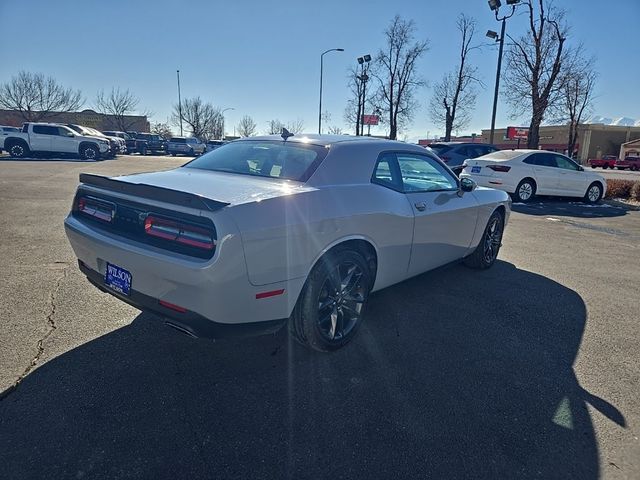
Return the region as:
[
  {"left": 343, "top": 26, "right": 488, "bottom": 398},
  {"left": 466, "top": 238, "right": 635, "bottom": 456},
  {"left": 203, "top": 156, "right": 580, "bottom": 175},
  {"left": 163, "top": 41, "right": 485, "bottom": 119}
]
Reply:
[
  {"left": 487, "top": 0, "right": 520, "bottom": 145},
  {"left": 318, "top": 48, "right": 344, "bottom": 134},
  {"left": 221, "top": 107, "right": 234, "bottom": 140},
  {"left": 177, "top": 70, "right": 183, "bottom": 136}
]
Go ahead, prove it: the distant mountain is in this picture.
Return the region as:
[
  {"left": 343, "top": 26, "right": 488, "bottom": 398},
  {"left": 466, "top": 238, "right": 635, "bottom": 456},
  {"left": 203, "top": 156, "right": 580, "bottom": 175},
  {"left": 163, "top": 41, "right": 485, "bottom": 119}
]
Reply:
[{"left": 582, "top": 114, "right": 638, "bottom": 126}]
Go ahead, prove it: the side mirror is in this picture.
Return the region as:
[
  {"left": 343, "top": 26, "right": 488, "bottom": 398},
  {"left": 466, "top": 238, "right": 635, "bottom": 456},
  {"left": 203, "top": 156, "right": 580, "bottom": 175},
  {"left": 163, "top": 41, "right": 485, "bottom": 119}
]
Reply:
[{"left": 459, "top": 177, "right": 476, "bottom": 196}]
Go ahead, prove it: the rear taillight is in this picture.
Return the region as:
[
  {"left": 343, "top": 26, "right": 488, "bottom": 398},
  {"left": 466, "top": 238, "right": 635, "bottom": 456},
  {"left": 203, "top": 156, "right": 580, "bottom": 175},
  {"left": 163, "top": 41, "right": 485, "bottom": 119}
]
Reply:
[
  {"left": 487, "top": 165, "right": 511, "bottom": 172},
  {"left": 76, "top": 196, "right": 115, "bottom": 223},
  {"left": 144, "top": 215, "right": 215, "bottom": 250}
]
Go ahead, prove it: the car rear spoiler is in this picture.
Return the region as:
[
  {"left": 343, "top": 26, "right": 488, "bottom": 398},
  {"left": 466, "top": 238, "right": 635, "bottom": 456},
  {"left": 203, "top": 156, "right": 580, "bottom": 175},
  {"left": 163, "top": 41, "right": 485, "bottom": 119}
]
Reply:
[{"left": 78, "top": 173, "right": 230, "bottom": 212}]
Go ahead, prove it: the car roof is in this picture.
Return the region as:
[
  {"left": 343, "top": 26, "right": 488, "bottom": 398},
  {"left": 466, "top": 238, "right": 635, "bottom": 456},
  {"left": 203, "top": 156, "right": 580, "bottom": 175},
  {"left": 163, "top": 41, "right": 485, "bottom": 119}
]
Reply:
[
  {"left": 430, "top": 142, "right": 496, "bottom": 147},
  {"left": 238, "top": 134, "right": 413, "bottom": 149}
]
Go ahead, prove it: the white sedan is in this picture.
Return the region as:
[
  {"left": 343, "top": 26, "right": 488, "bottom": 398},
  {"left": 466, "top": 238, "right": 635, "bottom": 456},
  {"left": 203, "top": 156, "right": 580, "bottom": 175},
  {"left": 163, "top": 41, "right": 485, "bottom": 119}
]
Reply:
[
  {"left": 64, "top": 134, "right": 511, "bottom": 351},
  {"left": 460, "top": 149, "right": 606, "bottom": 203}
]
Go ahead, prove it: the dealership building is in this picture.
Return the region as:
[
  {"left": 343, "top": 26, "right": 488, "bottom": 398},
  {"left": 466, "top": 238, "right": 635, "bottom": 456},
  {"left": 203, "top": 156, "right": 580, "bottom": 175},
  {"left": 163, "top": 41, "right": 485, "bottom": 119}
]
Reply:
[
  {"left": 479, "top": 124, "right": 640, "bottom": 163},
  {"left": 0, "top": 109, "right": 150, "bottom": 132}
]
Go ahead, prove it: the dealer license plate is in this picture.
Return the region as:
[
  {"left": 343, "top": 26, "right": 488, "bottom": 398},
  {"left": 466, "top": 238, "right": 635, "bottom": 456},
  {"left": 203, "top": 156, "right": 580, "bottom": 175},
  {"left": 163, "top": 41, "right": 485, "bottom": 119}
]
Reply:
[{"left": 105, "top": 263, "right": 132, "bottom": 296}]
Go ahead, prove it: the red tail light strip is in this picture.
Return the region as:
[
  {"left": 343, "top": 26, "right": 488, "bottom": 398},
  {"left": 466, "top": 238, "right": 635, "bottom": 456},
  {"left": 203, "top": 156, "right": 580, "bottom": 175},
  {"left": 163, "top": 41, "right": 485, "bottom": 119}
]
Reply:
[
  {"left": 487, "top": 165, "right": 511, "bottom": 172},
  {"left": 159, "top": 299, "right": 188, "bottom": 313},
  {"left": 144, "top": 215, "right": 215, "bottom": 250},
  {"left": 255, "top": 289, "right": 285, "bottom": 300},
  {"left": 77, "top": 196, "right": 115, "bottom": 223}
]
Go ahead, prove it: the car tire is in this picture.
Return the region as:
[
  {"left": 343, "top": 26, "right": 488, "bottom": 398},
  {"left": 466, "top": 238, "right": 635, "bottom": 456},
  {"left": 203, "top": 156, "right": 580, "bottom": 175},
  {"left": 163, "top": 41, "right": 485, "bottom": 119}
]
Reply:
[
  {"left": 584, "top": 182, "right": 603, "bottom": 204},
  {"left": 171, "top": 153, "right": 176, "bottom": 157},
  {"left": 290, "top": 249, "right": 372, "bottom": 352},
  {"left": 512, "top": 178, "right": 536, "bottom": 203},
  {"left": 141, "top": 146, "right": 147, "bottom": 155},
  {"left": 80, "top": 144, "right": 99, "bottom": 160},
  {"left": 602, "top": 164, "right": 608, "bottom": 169},
  {"left": 189, "top": 148, "right": 194, "bottom": 156},
  {"left": 8, "top": 141, "right": 29, "bottom": 158},
  {"left": 464, "top": 210, "right": 504, "bottom": 270}
]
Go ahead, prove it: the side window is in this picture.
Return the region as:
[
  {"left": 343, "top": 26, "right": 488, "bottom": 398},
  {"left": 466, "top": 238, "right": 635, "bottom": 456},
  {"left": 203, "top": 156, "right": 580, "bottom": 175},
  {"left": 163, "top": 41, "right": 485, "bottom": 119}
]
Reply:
[
  {"left": 397, "top": 153, "right": 458, "bottom": 193},
  {"left": 33, "top": 125, "right": 56, "bottom": 135},
  {"left": 554, "top": 155, "right": 579, "bottom": 170},
  {"left": 372, "top": 153, "right": 402, "bottom": 191}
]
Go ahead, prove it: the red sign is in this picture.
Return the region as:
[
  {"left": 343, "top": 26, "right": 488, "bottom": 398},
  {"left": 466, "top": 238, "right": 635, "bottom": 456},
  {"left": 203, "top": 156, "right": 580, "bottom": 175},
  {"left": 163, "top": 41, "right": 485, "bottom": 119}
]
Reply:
[
  {"left": 362, "top": 114, "right": 380, "bottom": 125},
  {"left": 506, "top": 126, "right": 529, "bottom": 140}
]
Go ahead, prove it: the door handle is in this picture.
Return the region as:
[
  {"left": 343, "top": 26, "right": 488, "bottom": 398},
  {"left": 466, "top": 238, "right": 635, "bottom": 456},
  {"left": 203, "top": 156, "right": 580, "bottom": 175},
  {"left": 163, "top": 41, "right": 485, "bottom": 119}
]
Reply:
[{"left": 414, "top": 202, "right": 427, "bottom": 211}]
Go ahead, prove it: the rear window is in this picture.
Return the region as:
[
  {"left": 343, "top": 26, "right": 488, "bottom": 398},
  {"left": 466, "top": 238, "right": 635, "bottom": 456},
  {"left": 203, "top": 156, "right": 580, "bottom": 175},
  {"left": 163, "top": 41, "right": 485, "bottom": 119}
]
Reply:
[
  {"left": 428, "top": 144, "right": 452, "bottom": 156},
  {"left": 184, "top": 141, "right": 329, "bottom": 182},
  {"left": 170, "top": 138, "right": 187, "bottom": 143}
]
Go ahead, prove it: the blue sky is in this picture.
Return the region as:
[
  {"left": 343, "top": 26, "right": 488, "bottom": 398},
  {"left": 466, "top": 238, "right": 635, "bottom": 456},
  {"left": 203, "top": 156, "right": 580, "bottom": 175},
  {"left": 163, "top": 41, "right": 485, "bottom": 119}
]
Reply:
[{"left": 1, "top": 0, "right": 638, "bottom": 141}]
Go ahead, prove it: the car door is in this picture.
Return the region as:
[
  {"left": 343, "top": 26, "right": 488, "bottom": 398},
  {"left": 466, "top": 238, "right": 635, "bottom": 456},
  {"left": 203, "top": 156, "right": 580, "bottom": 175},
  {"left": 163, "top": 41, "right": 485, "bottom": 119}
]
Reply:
[
  {"left": 30, "top": 125, "right": 55, "bottom": 151},
  {"left": 393, "top": 152, "right": 479, "bottom": 276},
  {"left": 524, "top": 153, "right": 559, "bottom": 195},
  {"left": 54, "top": 126, "right": 79, "bottom": 153},
  {"left": 551, "top": 154, "right": 588, "bottom": 196}
]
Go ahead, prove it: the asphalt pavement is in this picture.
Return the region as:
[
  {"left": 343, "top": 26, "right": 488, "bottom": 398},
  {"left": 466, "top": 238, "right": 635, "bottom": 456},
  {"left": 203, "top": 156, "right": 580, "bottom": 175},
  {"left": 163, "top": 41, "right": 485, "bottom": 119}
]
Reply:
[
  {"left": 0, "top": 155, "right": 639, "bottom": 479},
  {"left": 585, "top": 166, "right": 640, "bottom": 181}
]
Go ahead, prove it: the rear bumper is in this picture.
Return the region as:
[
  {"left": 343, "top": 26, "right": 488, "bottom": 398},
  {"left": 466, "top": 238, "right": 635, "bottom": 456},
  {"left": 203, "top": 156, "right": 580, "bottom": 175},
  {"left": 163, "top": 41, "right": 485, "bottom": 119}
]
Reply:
[
  {"left": 64, "top": 213, "right": 304, "bottom": 332},
  {"left": 79, "top": 261, "right": 286, "bottom": 339}
]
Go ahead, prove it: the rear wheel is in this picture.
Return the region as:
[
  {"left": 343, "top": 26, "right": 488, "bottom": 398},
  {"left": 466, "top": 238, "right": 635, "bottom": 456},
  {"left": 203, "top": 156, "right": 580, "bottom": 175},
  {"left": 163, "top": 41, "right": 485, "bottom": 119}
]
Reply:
[
  {"left": 8, "top": 141, "right": 29, "bottom": 158},
  {"left": 513, "top": 179, "right": 536, "bottom": 203},
  {"left": 584, "top": 182, "right": 603, "bottom": 204},
  {"left": 464, "top": 210, "right": 504, "bottom": 269},
  {"left": 290, "top": 249, "right": 371, "bottom": 352},
  {"left": 602, "top": 164, "right": 608, "bottom": 169}
]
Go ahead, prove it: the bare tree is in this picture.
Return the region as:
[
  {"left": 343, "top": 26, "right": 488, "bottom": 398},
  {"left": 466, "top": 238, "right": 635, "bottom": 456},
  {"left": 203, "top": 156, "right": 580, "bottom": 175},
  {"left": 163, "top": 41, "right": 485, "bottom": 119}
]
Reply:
[
  {"left": 236, "top": 115, "right": 257, "bottom": 137},
  {"left": 503, "top": 0, "right": 570, "bottom": 149},
  {"left": 151, "top": 122, "right": 173, "bottom": 140},
  {"left": 0, "top": 71, "right": 83, "bottom": 122},
  {"left": 561, "top": 54, "right": 597, "bottom": 158},
  {"left": 327, "top": 125, "right": 343, "bottom": 135},
  {"left": 266, "top": 119, "right": 284, "bottom": 135},
  {"left": 95, "top": 88, "right": 141, "bottom": 131},
  {"left": 374, "top": 16, "right": 429, "bottom": 140},
  {"left": 344, "top": 66, "right": 375, "bottom": 136},
  {"left": 172, "top": 97, "right": 221, "bottom": 140},
  {"left": 428, "top": 14, "right": 480, "bottom": 141},
  {"left": 286, "top": 118, "right": 305, "bottom": 134}
]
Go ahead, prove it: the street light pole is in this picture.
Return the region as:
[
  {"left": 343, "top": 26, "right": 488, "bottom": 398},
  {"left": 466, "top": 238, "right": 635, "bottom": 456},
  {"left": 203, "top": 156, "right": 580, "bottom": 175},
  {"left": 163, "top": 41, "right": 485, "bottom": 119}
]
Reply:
[
  {"left": 489, "top": 18, "right": 506, "bottom": 145},
  {"left": 318, "top": 48, "right": 344, "bottom": 134},
  {"left": 488, "top": 0, "right": 519, "bottom": 144},
  {"left": 220, "top": 107, "right": 234, "bottom": 140},
  {"left": 177, "top": 70, "right": 183, "bottom": 136},
  {"left": 355, "top": 55, "right": 371, "bottom": 136}
]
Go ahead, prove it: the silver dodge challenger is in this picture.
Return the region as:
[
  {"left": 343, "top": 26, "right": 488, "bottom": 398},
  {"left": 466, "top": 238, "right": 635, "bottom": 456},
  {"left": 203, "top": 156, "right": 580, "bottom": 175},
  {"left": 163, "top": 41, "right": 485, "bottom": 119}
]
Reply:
[{"left": 64, "top": 133, "right": 511, "bottom": 351}]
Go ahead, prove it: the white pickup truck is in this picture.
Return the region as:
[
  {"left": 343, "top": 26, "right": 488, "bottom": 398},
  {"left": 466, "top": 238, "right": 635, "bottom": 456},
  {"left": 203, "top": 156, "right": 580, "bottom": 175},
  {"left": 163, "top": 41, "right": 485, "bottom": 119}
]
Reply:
[{"left": 3, "top": 123, "right": 111, "bottom": 160}]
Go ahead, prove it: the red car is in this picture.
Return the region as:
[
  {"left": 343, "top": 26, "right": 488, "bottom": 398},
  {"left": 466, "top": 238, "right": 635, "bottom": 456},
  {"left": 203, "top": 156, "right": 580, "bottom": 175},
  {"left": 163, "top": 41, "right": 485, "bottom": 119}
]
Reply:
[
  {"left": 615, "top": 156, "right": 640, "bottom": 171},
  {"left": 589, "top": 155, "right": 617, "bottom": 169}
]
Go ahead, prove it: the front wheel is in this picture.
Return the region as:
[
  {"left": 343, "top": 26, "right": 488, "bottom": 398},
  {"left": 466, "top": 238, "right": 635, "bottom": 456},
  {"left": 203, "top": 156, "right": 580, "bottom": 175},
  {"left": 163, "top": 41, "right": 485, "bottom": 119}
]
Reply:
[
  {"left": 290, "top": 250, "right": 371, "bottom": 352},
  {"left": 80, "top": 144, "right": 98, "bottom": 160},
  {"left": 464, "top": 210, "right": 504, "bottom": 269},
  {"left": 584, "top": 182, "right": 603, "bottom": 204}
]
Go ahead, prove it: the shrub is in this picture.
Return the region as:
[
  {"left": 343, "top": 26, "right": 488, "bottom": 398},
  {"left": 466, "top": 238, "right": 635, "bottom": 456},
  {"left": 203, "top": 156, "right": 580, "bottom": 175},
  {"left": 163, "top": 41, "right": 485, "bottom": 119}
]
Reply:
[
  {"left": 631, "top": 181, "right": 640, "bottom": 201},
  {"left": 605, "top": 179, "right": 635, "bottom": 199}
]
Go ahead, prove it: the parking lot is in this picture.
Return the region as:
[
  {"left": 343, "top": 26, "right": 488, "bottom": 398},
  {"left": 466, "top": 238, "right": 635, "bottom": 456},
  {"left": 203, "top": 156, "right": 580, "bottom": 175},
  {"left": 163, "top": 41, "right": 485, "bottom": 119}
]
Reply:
[{"left": 0, "top": 154, "right": 639, "bottom": 479}]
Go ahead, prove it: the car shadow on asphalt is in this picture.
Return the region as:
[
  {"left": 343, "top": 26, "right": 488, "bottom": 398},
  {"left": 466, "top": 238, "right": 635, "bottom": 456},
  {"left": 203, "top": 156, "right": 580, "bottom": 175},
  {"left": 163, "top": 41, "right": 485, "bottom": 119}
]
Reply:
[
  {"left": 0, "top": 261, "right": 625, "bottom": 479},
  {"left": 511, "top": 197, "right": 631, "bottom": 218}
]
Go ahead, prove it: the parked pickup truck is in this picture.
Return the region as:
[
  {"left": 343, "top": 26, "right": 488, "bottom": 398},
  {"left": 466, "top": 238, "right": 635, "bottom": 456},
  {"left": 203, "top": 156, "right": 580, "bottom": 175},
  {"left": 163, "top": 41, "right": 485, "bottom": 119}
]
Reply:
[
  {"left": 589, "top": 155, "right": 618, "bottom": 169},
  {"left": 615, "top": 156, "right": 640, "bottom": 171},
  {"left": 4, "top": 123, "right": 110, "bottom": 160},
  {"left": 128, "top": 132, "right": 167, "bottom": 155}
]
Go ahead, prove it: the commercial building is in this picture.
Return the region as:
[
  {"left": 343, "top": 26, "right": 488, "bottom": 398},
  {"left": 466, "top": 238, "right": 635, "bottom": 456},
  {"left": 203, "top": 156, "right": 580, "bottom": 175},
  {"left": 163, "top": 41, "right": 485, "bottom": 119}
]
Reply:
[
  {"left": 0, "top": 109, "right": 150, "bottom": 132},
  {"left": 620, "top": 138, "right": 640, "bottom": 159},
  {"left": 480, "top": 124, "right": 640, "bottom": 163}
]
